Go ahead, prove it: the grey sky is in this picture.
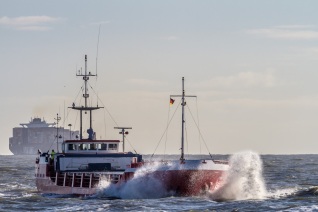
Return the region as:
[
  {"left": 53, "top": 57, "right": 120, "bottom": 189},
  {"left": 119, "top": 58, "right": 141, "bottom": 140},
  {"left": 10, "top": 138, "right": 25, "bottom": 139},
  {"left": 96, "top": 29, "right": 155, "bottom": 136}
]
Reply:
[{"left": 2, "top": 1, "right": 318, "bottom": 155}]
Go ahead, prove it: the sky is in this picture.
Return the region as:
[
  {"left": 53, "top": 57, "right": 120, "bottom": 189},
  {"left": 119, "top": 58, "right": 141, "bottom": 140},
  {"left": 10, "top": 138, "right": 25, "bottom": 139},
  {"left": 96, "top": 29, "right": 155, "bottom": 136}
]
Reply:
[{"left": 2, "top": 0, "right": 318, "bottom": 155}]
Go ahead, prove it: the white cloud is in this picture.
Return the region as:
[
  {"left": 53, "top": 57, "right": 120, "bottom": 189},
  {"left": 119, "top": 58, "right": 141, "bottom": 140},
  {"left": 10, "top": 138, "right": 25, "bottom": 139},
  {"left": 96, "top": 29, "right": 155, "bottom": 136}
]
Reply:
[
  {"left": 0, "top": 16, "right": 61, "bottom": 31},
  {"left": 200, "top": 71, "right": 278, "bottom": 89},
  {"left": 247, "top": 25, "right": 318, "bottom": 40},
  {"left": 17, "top": 26, "right": 52, "bottom": 31}
]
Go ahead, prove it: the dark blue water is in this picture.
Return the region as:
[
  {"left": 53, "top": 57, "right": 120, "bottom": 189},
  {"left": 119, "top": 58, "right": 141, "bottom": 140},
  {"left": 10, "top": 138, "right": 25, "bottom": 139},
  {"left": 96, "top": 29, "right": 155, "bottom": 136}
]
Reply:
[{"left": 1, "top": 153, "right": 318, "bottom": 211}]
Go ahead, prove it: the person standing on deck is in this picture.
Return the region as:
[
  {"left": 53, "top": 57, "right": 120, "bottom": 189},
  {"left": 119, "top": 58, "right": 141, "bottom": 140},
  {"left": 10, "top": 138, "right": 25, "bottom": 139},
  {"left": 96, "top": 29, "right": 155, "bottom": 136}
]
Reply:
[
  {"left": 49, "top": 149, "right": 55, "bottom": 165},
  {"left": 50, "top": 149, "right": 55, "bottom": 159}
]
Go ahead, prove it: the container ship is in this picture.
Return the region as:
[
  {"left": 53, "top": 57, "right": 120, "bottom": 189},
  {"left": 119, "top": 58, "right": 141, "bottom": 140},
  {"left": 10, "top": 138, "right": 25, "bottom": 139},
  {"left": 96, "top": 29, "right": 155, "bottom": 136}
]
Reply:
[{"left": 9, "top": 117, "right": 79, "bottom": 155}]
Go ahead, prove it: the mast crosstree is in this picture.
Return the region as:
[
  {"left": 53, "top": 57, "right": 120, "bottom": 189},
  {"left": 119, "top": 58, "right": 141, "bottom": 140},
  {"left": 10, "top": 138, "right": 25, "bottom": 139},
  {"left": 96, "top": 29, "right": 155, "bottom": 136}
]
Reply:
[
  {"left": 114, "top": 127, "right": 132, "bottom": 152},
  {"left": 69, "top": 55, "right": 104, "bottom": 140}
]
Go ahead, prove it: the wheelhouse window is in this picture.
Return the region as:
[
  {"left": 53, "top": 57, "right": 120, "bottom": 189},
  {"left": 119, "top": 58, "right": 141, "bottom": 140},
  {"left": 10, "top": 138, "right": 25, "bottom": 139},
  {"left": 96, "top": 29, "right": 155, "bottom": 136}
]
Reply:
[
  {"left": 79, "top": 143, "right": 88, "bottom": 150},
  {"left": 89, "top": 143, "right": 97, "bottom": 150},
  {"left": 68, "top": 143, "right": 77, "bottom": 151},
  {"left": 97, "top": 143, "right": 107, "bottom": 150},
  {"left": 108, "top": 143, "right": 117, "bottom": 150}
]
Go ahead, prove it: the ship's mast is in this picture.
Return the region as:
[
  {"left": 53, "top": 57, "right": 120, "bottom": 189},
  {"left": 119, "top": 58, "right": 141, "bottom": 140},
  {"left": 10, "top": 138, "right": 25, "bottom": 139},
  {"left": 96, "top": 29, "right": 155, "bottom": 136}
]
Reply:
[
  {"left": 171, "top": 77, "right": 196, "bottom": 161},
  {"left": 54, "top": 113, "right": 61, "bottom": 152},
  {"left": 69, "top": 55, "right": 104, "bottom": 140},
  {"left": 114, "top": 127, "right": 132, "bottom": 152},
  {"left": 181, "top": 78, "right": 186, "bottom": 161}
]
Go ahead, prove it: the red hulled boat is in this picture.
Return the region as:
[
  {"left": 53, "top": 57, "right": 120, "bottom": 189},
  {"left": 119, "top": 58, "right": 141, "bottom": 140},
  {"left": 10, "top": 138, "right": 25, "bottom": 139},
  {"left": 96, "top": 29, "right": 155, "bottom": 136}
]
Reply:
[
  {"left": 35, "top": 56, "right": 228, "bottom": 197},
  {"left": 121, "top": 77, "right": 229, "bottom": 196},
  {"left": 35, "top": 55, "right": 143, "bottom": 195}
]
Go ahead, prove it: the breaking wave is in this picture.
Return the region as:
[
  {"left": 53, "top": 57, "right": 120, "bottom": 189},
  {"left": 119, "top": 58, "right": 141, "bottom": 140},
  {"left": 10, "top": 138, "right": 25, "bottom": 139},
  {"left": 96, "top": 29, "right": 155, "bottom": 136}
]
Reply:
[
  {"left": 209, "top": 151, "right": 267, "bottom": 201},
  {"left": 96, "top": 151, "right": 314, "bottom": 201},
  {"left": 98, "top": 152, "right": 270, "bottom": 200},
  {"left": 266, "top": 187, "right": 299, "bottom": 199},
  {"left": 96, "top": 162, "right": 172, "bottom": 199}
]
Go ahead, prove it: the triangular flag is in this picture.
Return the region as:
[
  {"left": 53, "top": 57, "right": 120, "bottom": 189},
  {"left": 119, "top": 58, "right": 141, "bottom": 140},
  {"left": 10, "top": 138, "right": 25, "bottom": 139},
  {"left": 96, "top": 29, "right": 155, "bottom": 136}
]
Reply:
[{"left": 170, "top": 98, "right": 175, "bottom": 105}]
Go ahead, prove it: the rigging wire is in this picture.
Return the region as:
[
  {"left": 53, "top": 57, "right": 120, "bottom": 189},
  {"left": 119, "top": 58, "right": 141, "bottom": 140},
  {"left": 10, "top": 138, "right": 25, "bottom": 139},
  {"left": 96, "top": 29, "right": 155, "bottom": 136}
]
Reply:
[
  {"left": 123, "top": 135, "right": 138, "bottom": 154},
  {"left": 63, "top": 101, "right": 65, "bottom": 140},
  {"left": 164, "top": 99, "right": 172, "bottom": 160},
  {"left": 73, "top": 86, "right": 83, "bottom": 105},
  {"left": 87, "top": 82, "right": 138, "bottom": 153},
  {"left": 196, "top": 98, "right": 201, "bottom": 154},
  {"left": 103, "top": 109, "right": 107, "bottom": 139},
  {"left": 96, "top": 24, "right": 101, "bottom": 78},
  {"left": 74, "top": 96, "right": 83, "bottom": 132},
  {"left": 61, "top": 108, "right": 73, "bottom": 132},
  {"left": 185, "top": 117, "right": 189, "bottom": 157},
  {"left": 150, "top": 98, "right": 181, "bottom": 159},
  {"left": 48, "top": 108, "right": 75, "bottom": 152},
  {"left": 47, "top": 136, "right": 58, "bottom": 152},
  {"left": 65, "top": 83, "right": 84, "bottom": 139},
  {"left": 186, "top": 104, "right": 213, "bottom": 159},
  {"left": 88, "top": 82, "right": 119, "bottom": 126}
]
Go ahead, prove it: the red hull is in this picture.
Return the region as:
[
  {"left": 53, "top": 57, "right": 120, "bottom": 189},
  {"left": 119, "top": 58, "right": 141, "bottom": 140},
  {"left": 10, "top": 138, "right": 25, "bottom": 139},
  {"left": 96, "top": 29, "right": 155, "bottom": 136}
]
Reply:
[
  {"left": 35, "top": 159, "right": 228, "bottom": 197},
  {"left": 151, "top": 169, "right": 225, "bottom": 196}
]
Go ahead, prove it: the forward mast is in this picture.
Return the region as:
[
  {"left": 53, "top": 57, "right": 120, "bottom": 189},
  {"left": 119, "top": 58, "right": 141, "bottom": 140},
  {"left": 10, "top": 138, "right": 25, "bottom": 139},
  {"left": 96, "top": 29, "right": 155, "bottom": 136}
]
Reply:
[
  {"left": 170, "top": 77, "right": 196, "bottom": 161},
  {"left": 69, "top": 55, "right": 104, "bottom": 140}
]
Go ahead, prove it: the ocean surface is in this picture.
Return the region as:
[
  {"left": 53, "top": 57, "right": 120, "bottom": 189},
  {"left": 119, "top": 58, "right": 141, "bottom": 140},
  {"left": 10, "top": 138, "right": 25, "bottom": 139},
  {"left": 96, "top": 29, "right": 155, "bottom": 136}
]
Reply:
[{"left": 1, "top": 153, "right": 318, "bottom": 212}]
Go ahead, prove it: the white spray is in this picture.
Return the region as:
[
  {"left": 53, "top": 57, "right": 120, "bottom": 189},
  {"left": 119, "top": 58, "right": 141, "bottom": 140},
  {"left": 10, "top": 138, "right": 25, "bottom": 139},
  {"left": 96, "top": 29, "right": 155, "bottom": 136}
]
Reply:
[
  {"left": 96, "top": 162, "right": 172, "bottom": 199},
  {"left": 97, "top": 151, "right": 268, "bottom": 200},
  {"left": 209, "top": 151, "right": 267, "bottom": 201}
]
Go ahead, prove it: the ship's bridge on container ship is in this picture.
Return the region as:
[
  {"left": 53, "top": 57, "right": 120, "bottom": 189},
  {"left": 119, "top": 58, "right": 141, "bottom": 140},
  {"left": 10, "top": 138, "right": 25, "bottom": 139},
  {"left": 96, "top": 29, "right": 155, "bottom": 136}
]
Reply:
[{"left": 62, "top": 140, "right": 120, "bottom": 154}]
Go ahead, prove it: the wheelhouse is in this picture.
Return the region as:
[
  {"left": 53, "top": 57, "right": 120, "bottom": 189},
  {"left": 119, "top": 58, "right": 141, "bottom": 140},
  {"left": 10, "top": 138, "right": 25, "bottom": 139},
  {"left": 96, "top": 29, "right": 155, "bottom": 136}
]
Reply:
[{"left": 63, "top": 140, "right": 120, "bottom": 154}]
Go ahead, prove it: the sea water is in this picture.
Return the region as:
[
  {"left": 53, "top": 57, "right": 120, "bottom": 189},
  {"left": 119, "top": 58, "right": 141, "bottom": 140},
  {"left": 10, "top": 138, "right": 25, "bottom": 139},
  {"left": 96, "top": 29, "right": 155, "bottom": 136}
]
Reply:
[{"left": 1, "top": 153, "right": 318, "bottom": 211}]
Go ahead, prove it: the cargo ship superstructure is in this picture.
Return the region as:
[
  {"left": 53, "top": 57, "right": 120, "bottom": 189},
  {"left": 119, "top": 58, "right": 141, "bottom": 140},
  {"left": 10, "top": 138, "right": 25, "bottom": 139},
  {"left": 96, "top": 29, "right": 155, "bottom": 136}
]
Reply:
[
  {"left": 9, "top": 117, "right": 79, "bottom": 155},
  {"left": 35, "top": 55, "right": 144, "bottom": 195}
]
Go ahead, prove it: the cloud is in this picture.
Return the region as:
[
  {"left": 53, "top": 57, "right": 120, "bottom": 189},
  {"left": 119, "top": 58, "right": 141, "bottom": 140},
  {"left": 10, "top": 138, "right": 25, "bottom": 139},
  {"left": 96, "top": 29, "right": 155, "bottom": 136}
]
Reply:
[
  {"left": 0, "top": 16, "right": 61, "bottom": 31},
  {"left": 16, "top": 26, "right": 52, "bottom": 31},
  {"left": 200, "top": 71, "right": 278, "bottom": 89},
  {"left": 247, "top": 25, "right": 318, "bottom": 40}
]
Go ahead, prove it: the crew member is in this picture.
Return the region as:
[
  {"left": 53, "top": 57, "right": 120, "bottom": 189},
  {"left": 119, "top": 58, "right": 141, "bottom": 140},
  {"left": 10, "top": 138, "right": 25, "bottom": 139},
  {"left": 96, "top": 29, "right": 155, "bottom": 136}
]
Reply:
[{"left": 51, "top": 149, "right": 55, "bottom": 159}]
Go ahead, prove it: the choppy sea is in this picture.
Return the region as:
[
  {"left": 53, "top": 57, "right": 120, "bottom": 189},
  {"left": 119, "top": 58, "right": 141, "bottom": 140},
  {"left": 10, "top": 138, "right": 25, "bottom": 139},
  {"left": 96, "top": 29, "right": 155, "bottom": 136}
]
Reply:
[{"left": 1, "top": 153, "right": 318, "bottom": 211}]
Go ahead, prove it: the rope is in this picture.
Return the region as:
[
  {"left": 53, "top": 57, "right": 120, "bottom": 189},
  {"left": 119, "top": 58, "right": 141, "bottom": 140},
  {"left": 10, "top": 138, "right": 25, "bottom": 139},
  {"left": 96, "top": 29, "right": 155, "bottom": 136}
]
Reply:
[
  {"left": 186, "top": 104, "right": 213, "bottom": 159},
  {"left": 88, "top": 82, "right": 119, "bottom": 127},
  {"left": 96, "top": 24, "right": 101, "bottom": 78},
  {"left": 73, "top": 97, "right": 83, "bottom": 134},
  {"left": 196, "top": 98, "right": 201, "bottom": 154},
  {"left": 88, "top": 82, "right": 138, "bottom": 152},
  {"left": 47, "top": 136, "right": 58, "bottom": 153},
  {"left": 103, "top": 108, "right": 107, "bottom": 139},
  {"left": 164, "top": 99, "right": 172, "bottom": 160},
  {"left": 150, "top": 98, "right": 181, "bottom": 159},
  {"left": 123, "top": 135, "right": 138, "bottom": 154},
  {"left": 185, "top": 118, "right": 188, "bottom": 157}
]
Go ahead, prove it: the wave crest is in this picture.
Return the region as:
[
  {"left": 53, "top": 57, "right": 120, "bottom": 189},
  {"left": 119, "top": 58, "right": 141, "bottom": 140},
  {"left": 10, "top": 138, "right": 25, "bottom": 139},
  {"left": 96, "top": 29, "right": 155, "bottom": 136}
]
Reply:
[{"left": 209, "top": 151, "right": 267, "bottom": 201}]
